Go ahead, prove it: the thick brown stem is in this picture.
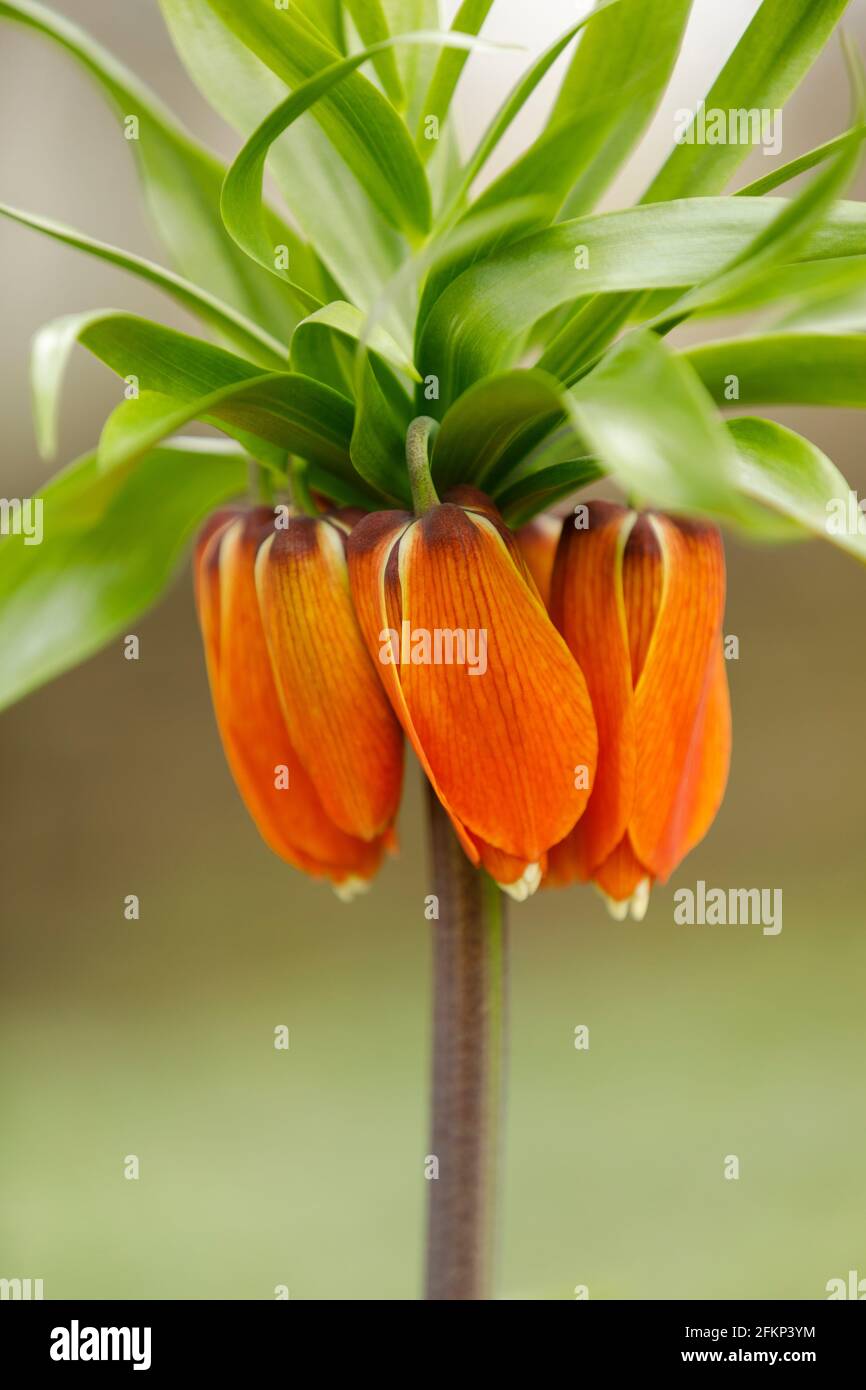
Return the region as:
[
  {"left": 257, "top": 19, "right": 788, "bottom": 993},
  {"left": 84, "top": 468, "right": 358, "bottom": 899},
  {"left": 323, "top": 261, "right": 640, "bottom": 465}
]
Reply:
[{"left": 424, "top": 785, "right": 508, "bottom": 1301}]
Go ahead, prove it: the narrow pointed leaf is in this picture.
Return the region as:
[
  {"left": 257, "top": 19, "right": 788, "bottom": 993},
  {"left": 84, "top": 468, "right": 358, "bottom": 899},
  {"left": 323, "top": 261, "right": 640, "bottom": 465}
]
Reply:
[
  {"left": 418, "top": 197, "right": 866, "bottom": 407},
  {"left": 0, "top": 202, "right": 289, "bottom": 370},
  {"left": 539, "top": 0, "right": 856, "bottom": 388},
  {"left": 344, "top": 0, "right": 405, "bottom": 105},
  {"left": 440, "top": 0, "right": 623, "bottom": 221},
  {"left": 0, "top": 441, "right": 247, "bottom": 713},
  {"left": 382, "top": 0, "right": 441, "bottom": 129},
  {"left": 220, "top": 30, "right": 505, "bottom": 302},
  {"left": 644, "top": 0, "right": 851, "bottom": 202},
  {"left": 416, "top": 0, "right": 495, "bottom": 156},
  {"left": 683, "top": 332, "right": 866, "bottom": 408},
  {"left": 552, "top": 0, "right": 691, "bottom": 218},
  {"left": 97, "top": 373, "right": 356, "bottom": 480},
  {"left": 205, "top": 0, "right": 432, "bottom": 237},
  {"left": 349, "top": 358, "right": 413, "bottom": 505},
  {"left": 651, "top": 114, "right": 866, "bottom": 330},
  {"left": 159, "top": 0, "right": 400, "bottom": 314},
  {"left": 46, "top": 311, "right": 359, "bottom": 478},
  {"left": 735, "top": 126, "right": 866, "bottom": 198}
]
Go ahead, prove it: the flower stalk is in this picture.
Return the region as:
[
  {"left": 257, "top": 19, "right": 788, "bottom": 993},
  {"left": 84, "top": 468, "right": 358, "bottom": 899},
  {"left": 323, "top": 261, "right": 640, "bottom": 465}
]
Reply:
[
  {"left": 424, "top": 785, "right": 508, "bottom": 1301},
  {"left": 406, "top": 416, "right": 441, "bottom": 516}
]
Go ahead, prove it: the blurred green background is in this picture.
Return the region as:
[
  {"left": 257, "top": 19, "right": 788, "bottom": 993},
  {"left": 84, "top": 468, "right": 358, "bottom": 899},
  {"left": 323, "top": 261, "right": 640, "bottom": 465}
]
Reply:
[{"left": 1, "top": 1, "right": 865, "bottom": 1299}]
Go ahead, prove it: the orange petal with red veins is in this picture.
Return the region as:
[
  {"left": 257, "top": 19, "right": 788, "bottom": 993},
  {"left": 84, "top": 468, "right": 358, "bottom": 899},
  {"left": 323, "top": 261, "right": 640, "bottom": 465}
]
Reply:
[
  {"left": 394, "top": 502, "right": 597, "bottom": 865},
  {"left": 196, "top": 511, "right": 386, "bottom": 888},
  {"left": 347, "top": 508, "right": 483, "bottom": 868},
  {"left": 549, "top": 503, "right": 636, "bottom": 880},
  {"left": 621, "top": 514, "right": 664, "bottom": 684},
  {"left": 256, "top": 515, "right": 404, "bottom": 841},
  {"left": 651, "top": 640, "right": 731, "bottom": 881},
  {"left": 514, "top": 514, "right": 562, "bottom": 610},
  {"left": 630, "top": 516, "right": 727, "bottom": 875}
]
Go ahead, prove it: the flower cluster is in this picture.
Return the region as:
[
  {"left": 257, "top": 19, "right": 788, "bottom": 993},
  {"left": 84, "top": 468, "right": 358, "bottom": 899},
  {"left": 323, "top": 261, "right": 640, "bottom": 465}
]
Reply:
[{"left": 195, "top": 493, "right": 729, "bottom": 917}]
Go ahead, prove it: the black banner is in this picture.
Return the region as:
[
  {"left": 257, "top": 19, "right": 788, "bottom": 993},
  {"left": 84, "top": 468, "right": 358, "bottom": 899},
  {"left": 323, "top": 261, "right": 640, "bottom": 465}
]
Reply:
[{"left": 1, "top": 1298, "right": 860, "bottom": 1373}]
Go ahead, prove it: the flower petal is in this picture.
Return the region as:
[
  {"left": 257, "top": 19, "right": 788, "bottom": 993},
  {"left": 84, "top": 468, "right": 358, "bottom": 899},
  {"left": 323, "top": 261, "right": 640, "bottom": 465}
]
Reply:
[
  {"left": 347, "top": 508, "right": 483, "bottom": 868},
  {"left": 514, "top": 513, "right": 561, "bottom": 610},
  {"left": 630, "top": 516, "right": 727, "bottom": 876},
  {"left": 396, "top": 503, "right": 597, "bottom": 863},
  {"left": 621, "top": 514, "right": 664, "bottom": 684},
  {"left": 548, "top": 503, "right": 636, "bottom": 881},
  {"left": 651, "top": 640, "right": 732, "bottom": 880},
  {"left": 256, "top": 515, "right": 404, "bottom": 841},
  {"left": 593, "top": 834, "right": 651, "bottom": 903}
]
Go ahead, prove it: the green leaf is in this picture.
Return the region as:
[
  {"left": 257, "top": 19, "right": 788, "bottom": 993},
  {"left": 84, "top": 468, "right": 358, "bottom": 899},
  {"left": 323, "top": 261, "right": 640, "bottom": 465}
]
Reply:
[
  {"left": 649, "top": 112, "right": 866, "bottom": 332},
  {"left": 498, "top": 460, "right": 603, "bottom": 527},
  {"left": 344, "top": 0, "right": 405, "bottom": 106},
  {"left": 431, "top": 369, "right": 568, "bottom": 493},
  {"left": 205, "top": 0, "right": 432, "bottom": 238},
  {"left": 644, "top": 0, "right": 851, "bottom": 202},
  {"left": 415, "top": 195, "right": 551, "bottom": 336},
  {"left": 0, "top": 440, "right": 247, "bottom": 713},
  {"left": 220, "top": 28, "right": 506, "bottom": 321},
  {"left": 774, "top": 257, "right": 866, "bottom": 331},
  {"left": 349, "top": 357, "right": 413, "bottom": 506},
  {"left": 415, "top": 0, "right": 495, "bottom": 156},
  {"left": 682, "top": 332, "right": 866, "bottom": 409},
  {"left": 97, "top": 372, "right": 356, "bottom": 481},
  {"left": 294, "top": 0, "right": 346, "bottom": 51},
  {"left": 159, "top": 0, "right": 401, "bottom": 315},
  {"left": 734, "top": 125, "right": 866, "bottom": 198},
  {"left": 466, "top": 56, "right": 677, "bottom": 235},
  {"left": 566, "top": 331, "right": 753, "bottom": 522},
  {"left": 0, "top": 202, "right": 289, "bottom": 379},
  {"left": 551, "top": 0, "right": 691, "bottom": 218},
  {"left": 45, "top": 311, "right": 359, "bottom": 479},
  {"left": 728, "top": 417, "right": 866, "bottom": 561},
  {"left": 31, "top": 311, "right": 111, "bottom": 464},
  {"left": 439, "top": 0, "right": 624, "bottom": 220},
  {"left": 536, "top": 291, "right": 638, "bottom": 385},
  {"left": 0, "top": 0, "right": 303, "bottom": 341},
  {"left": 291, "top": 302, "right": 420, "bottom": 384},
  {"left": 418, "top": 196, "right": 866, "bottom": 407},
  {"left": 428, "top": 5, "right": 686, "bottom": 318},
  {"left": 382, "top": 0, "right": 441, "bottom": 130},
  {"left": 539, "top": 0, "right": 855, "bottom": 385}
]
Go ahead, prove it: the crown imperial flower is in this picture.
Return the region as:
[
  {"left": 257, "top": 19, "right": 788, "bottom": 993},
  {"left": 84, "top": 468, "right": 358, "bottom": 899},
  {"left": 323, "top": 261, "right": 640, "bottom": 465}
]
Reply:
[
  {"left": 547, "top": 503, "right": 731, "bottom": 918},
  {"left": 195, "top": 507, "right": 403, "bottom": 898},
  {"left": 347, "top": 486, "right": 598, "bottom": 900}
]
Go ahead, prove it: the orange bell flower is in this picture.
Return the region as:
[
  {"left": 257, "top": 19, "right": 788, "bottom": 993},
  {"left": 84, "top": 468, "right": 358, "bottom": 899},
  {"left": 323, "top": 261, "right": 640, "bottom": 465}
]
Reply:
[
  {"left": 547, "top": 503, "right": 731, "bottom": 918},
  {"left": 195, "top": 507, "right": 404, "bottom": 897},
  {"left": 347, "top": 487, "right": 598, "bottom": 900}
]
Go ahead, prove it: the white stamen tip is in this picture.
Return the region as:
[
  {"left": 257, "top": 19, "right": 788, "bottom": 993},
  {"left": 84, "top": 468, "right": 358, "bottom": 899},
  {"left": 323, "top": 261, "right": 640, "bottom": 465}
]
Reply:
[
  {"left": 629, "top": 878, "right": 651, "bottom": 922},
  {"left": 498, "top": 861, "right": 542, "bottom": 902},
  {"left": 597, "top": 888, "right": 630, "bottom": 921},
  {"left": 333, "top": 876, "right": 369, "bottom": 904},
  {"left": 596, "top": 878, "right": 652, "bottom": 921}
]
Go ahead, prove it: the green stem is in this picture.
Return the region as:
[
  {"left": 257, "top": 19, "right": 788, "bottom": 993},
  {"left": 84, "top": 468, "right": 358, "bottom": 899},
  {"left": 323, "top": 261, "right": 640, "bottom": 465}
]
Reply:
[
  {"left": 406, "top": 416, "right": 441, "bottom": 515},
  {"left": 424, "top": 785, "right": 509, "bottom": 1301}
]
